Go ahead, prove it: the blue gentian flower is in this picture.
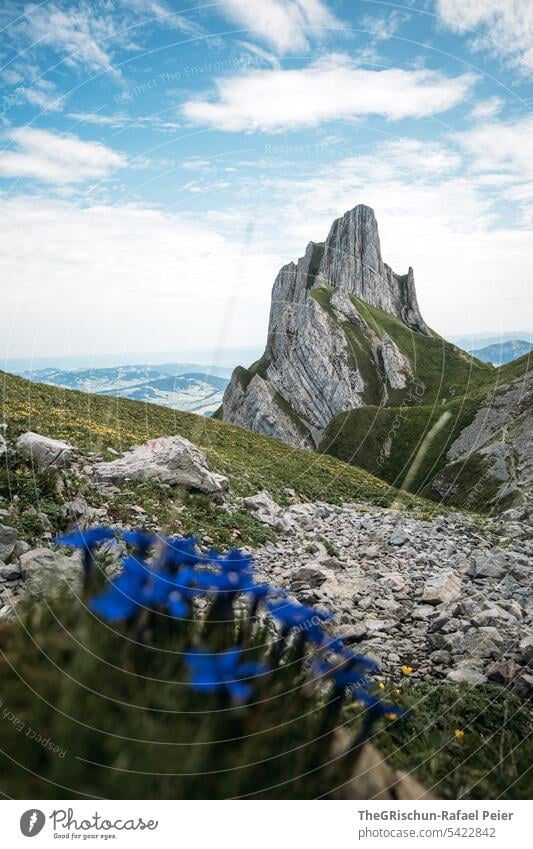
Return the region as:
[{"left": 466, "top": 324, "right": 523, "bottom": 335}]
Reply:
[
  {"left": 267, "top": 599, "right": 332, "bottom": 644},
  {"left": 89, "top": 572, "right": 143, "bottom": 621},
  {"left": 122, "top": 530, "right": 158, "bottom": 555},
  {"left": 208, "top": 549, "right": 253, "bottom": 574},
  {"left": 353, "top": 691, "right": 405, "bottom": 719},
  {"left": 313, "top": 658, "right": 368, "bottom": 690},
  {"left": 57, "top": 527, "right": 115, "bottom": 548},
  {"left": 185, "top": 647, "right": 269, "bottom": 702},
  {"left": 165, "top": 536, "right": 203, "bottom": 567}
]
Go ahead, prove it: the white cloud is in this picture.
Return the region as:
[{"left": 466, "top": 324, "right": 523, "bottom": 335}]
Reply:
[
  {"left": 24, "top": 79, "right": 65, "bottom": 112},
  {"left": 234, "top": 40, "right": 281, "bottom": 69},
  {"left": 360, "top": 11, "right": 410, "bottom": 41},
  {"left": 218, "top": 136, "right": 532, "bottom": 336},
  {"left": 182, "top": 54, "right": 477, "bottom": 132},
  {"left": 469, "top": 96, "right": 503, "bottom": 121},
  {"left": 18, "top": 0, "right": 204, "bottom": 83},
  {"left": 437, "top": 0, "right": 533, "bottom": 75},
  {"left": 67, "top": 110, "right": 181, "bottom": 131},
  {"left": 0, "top": 197, "right": 275, "bottom": 358},
  {"left": 0, "top": 128, "right": 126, "bottom": 183},
  {"left": 218, "top": 0, "right": 339, "bottom": 54},
  {"left": 23, "top": 2, "right": 121, "bottom": 77},
  {"left": 456, "top": 114, "right": 533, "bottom": 179}
]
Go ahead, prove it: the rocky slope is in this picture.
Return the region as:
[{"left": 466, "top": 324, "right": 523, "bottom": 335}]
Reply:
[{"left": 250, "top": 496, "right": 532, "bottom": 695}]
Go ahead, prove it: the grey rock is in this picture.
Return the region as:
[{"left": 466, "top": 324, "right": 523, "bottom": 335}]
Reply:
[
  {"left": 243, "top": 490, "right": 291, "bottom": 529},
  {"left": 472, "top": 555, "right": 506, "bottom": 579},
  {"left": 290, "top": 567, "right": 327, "bottom": 589},
  {"left": 447, "top": 667, "right": 488, "bottom": 685},
  {"left": 11, "top": 539, "right": 30, "bottom": 560},
  {"left": 16, "top": 431, "right": 77, "bottom": 470},
  {"left": 421, "top": 571, "right": 461, "bottom": 605},
  {"left": 0, "top": 562, "right": 21, "bottom": 580},
  {"left": 389, "top": 528, "right": 409, "bottom": 546},
  {"left": 19, "top": 547, "right": 83, "bottom": 597},
  {"left": 0, "top": 434, "right": 6, "bottom": 457},
  {"left": 94, "top": 435, "right": 229, "bottom": 501},
  {"left": 0, "top": 524, "right": 17, "bottom": 562}
]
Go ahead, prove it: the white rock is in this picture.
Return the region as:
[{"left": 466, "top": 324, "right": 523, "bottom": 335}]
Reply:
[
  {"left": 421, "top": 571, "right": 461, "bottom": 605},
  {"left": 94, "top": 435, "right": 229, "bottom": 501},
  {"left": 16, "top": 431, "right": 77, "bottom": 470},
  {"left": 19, "top": 547, "right": 83, "bottom": 597},
  {"left": 447, "top": 667, "right": 488, "bottom": 685}
]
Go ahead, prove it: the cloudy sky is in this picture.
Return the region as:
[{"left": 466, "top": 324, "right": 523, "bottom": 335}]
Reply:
[{"left": 0, "top": 0, "right": 532, "bottom": 362}]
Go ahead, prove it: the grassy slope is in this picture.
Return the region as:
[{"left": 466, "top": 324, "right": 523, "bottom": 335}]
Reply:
[
  {"left": 0, "top": 369, "right": 433, "bottom": 515},
  {"left": 313, "top": 290, "right": 531, "bottom": 507}
]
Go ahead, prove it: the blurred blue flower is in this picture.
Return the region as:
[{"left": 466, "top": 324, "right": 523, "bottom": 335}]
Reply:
[
  {"left": 267, "top": 599, "right": 331, "bottom": 644},
  {"left": 122, "top": 530, "right": 158, "bottom": 555},
  {"left": 353, "top": 691, "right": 405, "bottom": 719},
  {"left": 165, "top": 536, "right": 203, "bottom": 567},
  {"left": 185, "top": 647, "right": 269, "bottom": 702},
  {"left": 89, "top": 572, "right": 143, "bottom": 621},
  {"left": 57, "top": 527, "right": 115, "bottom": 549}
]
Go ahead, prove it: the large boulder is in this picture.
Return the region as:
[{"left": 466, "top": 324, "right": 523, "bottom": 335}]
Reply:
[
  {"left": 94, "top": 435, "right": 229, "bottom": 501},
  {"left": 421, "top": 571, "right": 461, "bottom": 605},
  {"left": 0, "top": 524, "right": 17, "bottom": 562},
  {"left": 16, "top": 431, "right": 77, "bottom": 470},
  {"left": 19, "top": 547, "right": 83, "bottom": 598}
]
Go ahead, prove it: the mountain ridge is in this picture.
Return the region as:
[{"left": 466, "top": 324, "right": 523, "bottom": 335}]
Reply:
[{"left": 219, "top": 204, "right": 532, "bottom": 511}]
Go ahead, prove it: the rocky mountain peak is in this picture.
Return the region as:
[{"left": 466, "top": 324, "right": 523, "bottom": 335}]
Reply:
[
  {"left": 315, "top": 204, "right": 428, "bottom": 334},
  {"left": 220, "top": 204, "right": 431, "bottom": 448}
]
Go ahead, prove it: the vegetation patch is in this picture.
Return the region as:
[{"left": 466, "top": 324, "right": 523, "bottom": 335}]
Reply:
[{"left": 378, "top": 682, "right": 533, "bottom": 800}]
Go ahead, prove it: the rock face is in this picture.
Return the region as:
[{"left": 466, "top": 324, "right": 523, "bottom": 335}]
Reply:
[
  {"left": 429, "top": 370, "right": 533, "bottom": 509},
  {"left": 16, "top": 432, "right": 77, "bottom": 470},
  {"left": 94, "top": 435, "right": 229, "bottom": 500},
  {"left": 221, "top": 205, "right": 430, "bottom": 447}
]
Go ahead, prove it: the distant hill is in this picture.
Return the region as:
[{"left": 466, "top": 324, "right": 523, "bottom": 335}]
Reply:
[
  {"left": 471, "top": 340, "right": 533, "bottom": 366},
  {"left": 14, "top": 364, "right": 230, "bottom": 416}
]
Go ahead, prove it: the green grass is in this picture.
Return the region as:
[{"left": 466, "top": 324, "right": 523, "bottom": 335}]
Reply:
[
  {"left": 378, "top": 683, "right": 533, "bottom": 800},
  {"left": 321, "top": 394, "right": 482, "bottom": 496},
  {"left": 306, "top": 291, "right": 531, "bottom": 509},
  {"left": 0, "top": 370, "right": 437, "bottom": 546}
]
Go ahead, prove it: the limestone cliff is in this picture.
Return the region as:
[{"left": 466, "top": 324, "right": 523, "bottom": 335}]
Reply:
[{"left": 221, "top": 204, "right": 429, "bottom": 446}]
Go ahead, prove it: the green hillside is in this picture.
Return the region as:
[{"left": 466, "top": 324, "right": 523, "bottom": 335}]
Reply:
[
  {"left": 310, "top": 292, "right": 531, "bottom": 510},
  {"left": 321, "top": 350, "right": 531, "bottom": 509},
  {"left": 0, "top": 370, "right": 437, "bottom": 549}
]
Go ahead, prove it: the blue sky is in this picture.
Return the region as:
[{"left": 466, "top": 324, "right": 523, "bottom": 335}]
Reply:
[{"left": 0, "top": 0, "right": 532, "bottom": 361}]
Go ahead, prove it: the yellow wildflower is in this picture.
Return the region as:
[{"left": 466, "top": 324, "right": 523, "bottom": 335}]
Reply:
[
  {"left": 454, "top": 729, "right": 465, "bottom": 740},
  {"left": 401, "top": 665, "right": 413, "bottom": 676}
]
